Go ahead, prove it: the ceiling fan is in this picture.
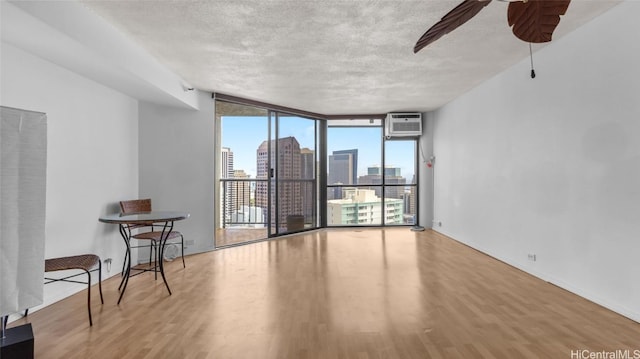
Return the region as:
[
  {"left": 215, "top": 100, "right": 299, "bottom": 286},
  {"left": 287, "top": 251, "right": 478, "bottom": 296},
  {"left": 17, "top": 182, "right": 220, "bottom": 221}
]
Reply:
[{"left": 414, "top": 0, "right": 571, "bottom": 53}]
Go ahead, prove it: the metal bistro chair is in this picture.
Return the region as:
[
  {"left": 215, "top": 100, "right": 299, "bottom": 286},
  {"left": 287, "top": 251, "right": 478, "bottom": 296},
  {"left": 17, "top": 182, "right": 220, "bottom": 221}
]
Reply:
[
  {"left": 44, "top": 254, "right": 104, "bottom": 326},
  {"left": 119, "top": 199, "right": 185, "bottom": 278}
]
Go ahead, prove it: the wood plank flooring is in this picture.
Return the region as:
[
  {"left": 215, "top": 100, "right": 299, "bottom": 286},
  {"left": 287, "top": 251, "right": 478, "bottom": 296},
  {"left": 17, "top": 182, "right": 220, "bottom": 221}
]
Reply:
[
  {"left": 215, "top": 227, "right": 268, "bottom": 247},
  {"left": 10, "top": 228, "right": 639, "bottom": 358}
]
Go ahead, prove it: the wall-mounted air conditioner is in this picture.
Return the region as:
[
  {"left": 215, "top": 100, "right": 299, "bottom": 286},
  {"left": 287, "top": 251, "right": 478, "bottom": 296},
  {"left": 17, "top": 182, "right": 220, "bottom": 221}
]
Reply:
[{"left": 385, "top": 113, "right": 422, "bottom": 137}]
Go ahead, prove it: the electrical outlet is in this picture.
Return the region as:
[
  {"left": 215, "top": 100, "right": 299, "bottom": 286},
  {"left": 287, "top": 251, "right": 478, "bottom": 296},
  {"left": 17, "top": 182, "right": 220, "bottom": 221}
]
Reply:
[
  {"left": 527, "top": 254, "right": 537, "bottom": 262},
  {"left": 185, "top": 240, "right": 195, "bottom": 246},
  {"left": 103, "top": 258, "right": 113, "bottom": 272}
]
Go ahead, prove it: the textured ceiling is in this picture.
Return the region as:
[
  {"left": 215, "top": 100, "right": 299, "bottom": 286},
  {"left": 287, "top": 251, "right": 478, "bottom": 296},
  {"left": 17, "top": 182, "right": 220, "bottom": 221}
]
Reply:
[{"left": 80, "top": 0, "right": 621, "bottom": 115}]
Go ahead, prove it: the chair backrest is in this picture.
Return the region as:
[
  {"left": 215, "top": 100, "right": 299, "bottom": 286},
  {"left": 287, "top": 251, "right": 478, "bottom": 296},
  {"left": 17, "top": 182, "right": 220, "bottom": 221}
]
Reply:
[{"left": 120, "top": 198, "right": 152, "bottom": 213}]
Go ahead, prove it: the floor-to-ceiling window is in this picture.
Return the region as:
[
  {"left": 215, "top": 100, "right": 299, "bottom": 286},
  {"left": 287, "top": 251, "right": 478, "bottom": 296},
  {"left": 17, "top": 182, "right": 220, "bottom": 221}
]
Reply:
[
  {"left": 268, "top": 113, "right": 318, "bottom": 236},
  {"left": 326, "top": 119, "right": 418, "bottom": 226},
  {"left": 215, "top": 99, "right": 320, "bottom": 247},
  {"left": 216, "top": 97, "right": 419, "bottom": 246},
  {"left": 216, "top": 101, "right": 269, "bottom": 246},
  {"left": 383, "top": 139, "right": 417, "bottom": 225},
  {"left": 326, "top": 120, "right": 382, "bottom": 226}
]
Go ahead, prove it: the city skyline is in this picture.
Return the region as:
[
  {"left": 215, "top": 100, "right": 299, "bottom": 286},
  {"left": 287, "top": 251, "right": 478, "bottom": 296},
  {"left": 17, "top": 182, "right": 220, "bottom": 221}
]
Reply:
[
  {"left": 221, "top": 116, "right": 416, "bottom": 181},
  {"left": 220, "top": 134, "right": 416, "bottom": 227}
]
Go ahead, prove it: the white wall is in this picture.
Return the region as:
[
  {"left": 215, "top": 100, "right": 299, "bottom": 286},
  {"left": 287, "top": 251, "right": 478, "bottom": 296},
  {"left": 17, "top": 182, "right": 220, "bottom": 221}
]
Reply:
[
  {"left": 431, "top": 1, "right": 640, "bottom": 322},
  {"left": 138, "top": 93, "right": 215, "bottom": 255},
  {"left": 3, "top": 1, "right": 199, "bottom": 110},
  {"left": 1, "top": 42, "right": 139, "bottom": 309}
]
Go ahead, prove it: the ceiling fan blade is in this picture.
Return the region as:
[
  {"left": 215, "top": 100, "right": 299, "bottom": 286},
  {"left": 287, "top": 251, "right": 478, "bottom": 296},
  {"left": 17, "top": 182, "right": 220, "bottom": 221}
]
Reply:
[
  {"left": 507, "top": 0, "right": 571, "bottom": 43},
  {"left": 414, "top": 0, "right": 492, "bottom": 53}
]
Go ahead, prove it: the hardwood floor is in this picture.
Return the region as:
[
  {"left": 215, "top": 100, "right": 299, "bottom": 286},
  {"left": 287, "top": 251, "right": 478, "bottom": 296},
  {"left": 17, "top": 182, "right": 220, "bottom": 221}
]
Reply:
[
  {"left": 215, "top": 227, "right": 268, "bottom": 247},
  {"left": 10, "top": 229, "right": 638, "bottom": 358}
]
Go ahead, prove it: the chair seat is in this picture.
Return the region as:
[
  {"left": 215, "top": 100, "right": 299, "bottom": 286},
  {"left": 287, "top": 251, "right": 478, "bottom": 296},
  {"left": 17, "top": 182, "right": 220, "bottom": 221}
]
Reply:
[
  {"left": 43, "top": 254, "right": 103, "bottom": 326},
  {"left": 132, "top": 231, "right": 182, "bottom": 241},
  {"left": 119, "top": 198, "right": 186, "bottom": 270},
  {"left": 45, "top": 254, "right": 100, "bottom": 272}
]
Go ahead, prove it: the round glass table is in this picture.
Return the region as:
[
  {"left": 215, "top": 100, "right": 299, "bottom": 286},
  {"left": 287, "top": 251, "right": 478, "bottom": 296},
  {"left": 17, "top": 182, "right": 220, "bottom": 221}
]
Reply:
[{"left": 99, "top": 211, "right": 189, "bottom": 304}]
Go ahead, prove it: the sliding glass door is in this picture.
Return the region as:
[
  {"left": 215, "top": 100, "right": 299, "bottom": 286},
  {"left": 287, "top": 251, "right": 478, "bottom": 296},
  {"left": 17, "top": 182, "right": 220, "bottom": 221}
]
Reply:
[
  {"left": 216, "top": 100, "right": 319, "bottom": 247},
  {"left": 269, "top": 113, "right": 318, "bottom": 235}
]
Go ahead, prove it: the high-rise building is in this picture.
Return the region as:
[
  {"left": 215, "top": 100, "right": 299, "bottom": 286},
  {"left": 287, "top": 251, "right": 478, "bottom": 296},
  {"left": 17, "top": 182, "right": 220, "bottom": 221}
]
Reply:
[
  {"left": 357, "top": 165, "right": 406, "bottom": 199},
  {"left": 300, "top": 148, "right": 315, "bottom": 179},
  {"left": 328, "top": 149, "right": 357, "bottom": 185},
  {"left": 300, "top": 148, "right": 316, "bottom": 223},
  {"left": 366, "top": 165, "right": 401, "bottom": 177},
  {"left": 221, "top": 147, "right": 234, "bottom": 223},
  {"left": 230, "top": 169, "right": 252, "bottom": 221},
  {"left": 402, "top": 189, "right": 415, "bottom": 225},
  {"left": 327, "top": 154, "right": 351, "bottom": 200},
  {"left": 328, "top": 154, "right": 352, "bottom": 185},
  {"left": 255, "top": 137, "right": 303, "bottom": 231},
  {"left": 409, "top": 174, "right": 416, "bottom": 221},
  {"left": 255, "top": 140, "right": 272, "bottom": 210},
  {"left": 221, "top": 147, "right": 234, "bottom": 178},
  {"left": 327, "top": 188, "right": 403, "bottom": 225},
  {"left": 328, "top": 149, "right": 357, "bottom": 200}
]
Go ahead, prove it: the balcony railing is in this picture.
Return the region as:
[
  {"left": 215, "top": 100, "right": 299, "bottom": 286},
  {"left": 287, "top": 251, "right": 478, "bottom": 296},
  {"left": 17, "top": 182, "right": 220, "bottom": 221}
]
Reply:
[
  {"left": 220, "top": 180, "right": 416, "bottom": 231},
  {"left": 326, "top": 184, "right": 416, "bottom": 226},
  {"left": 220, "top": 178, "right": 267, "bottom": 228},
  {"left": 220, "top": 178, "right": 317, "bottom": 231}
]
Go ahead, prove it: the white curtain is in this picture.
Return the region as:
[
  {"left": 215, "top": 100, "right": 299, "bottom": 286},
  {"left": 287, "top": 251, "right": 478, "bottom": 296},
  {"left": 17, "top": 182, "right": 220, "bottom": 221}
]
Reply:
[{"left": 0, "top": 106, "right": 47, "bottom": 317}]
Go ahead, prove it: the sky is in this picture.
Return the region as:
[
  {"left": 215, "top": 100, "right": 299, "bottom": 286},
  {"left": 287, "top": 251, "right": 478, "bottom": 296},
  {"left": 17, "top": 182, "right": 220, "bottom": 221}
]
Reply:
[{"left": 222, "top": 116, "right": 418, "bottom": 181}]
